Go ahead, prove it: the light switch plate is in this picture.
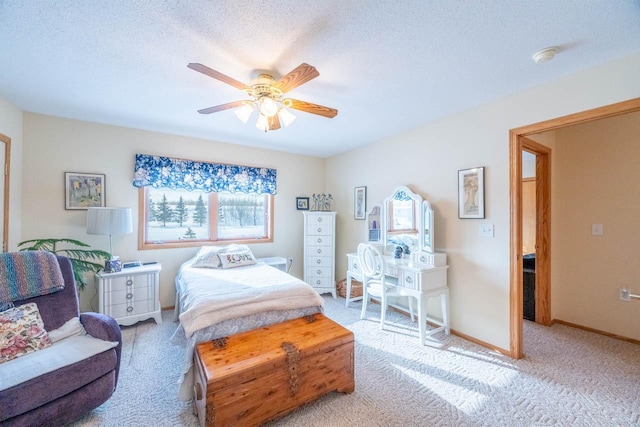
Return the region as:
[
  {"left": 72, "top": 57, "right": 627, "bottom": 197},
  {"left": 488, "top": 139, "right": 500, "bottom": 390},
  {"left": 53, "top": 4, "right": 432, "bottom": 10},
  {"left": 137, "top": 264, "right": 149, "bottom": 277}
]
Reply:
[
  {"left": 592, "top": 224, "right": 604, "bottom": 236},
  {"left": 479, "top": 224, "right": 494, "bottom": 237}
]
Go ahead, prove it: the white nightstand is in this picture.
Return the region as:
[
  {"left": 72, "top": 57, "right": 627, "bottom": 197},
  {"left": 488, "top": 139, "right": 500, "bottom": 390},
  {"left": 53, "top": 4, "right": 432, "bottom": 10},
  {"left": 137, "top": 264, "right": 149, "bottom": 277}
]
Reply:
[{"left": 96, "top": 263, "right": 162, "bottom": 326}]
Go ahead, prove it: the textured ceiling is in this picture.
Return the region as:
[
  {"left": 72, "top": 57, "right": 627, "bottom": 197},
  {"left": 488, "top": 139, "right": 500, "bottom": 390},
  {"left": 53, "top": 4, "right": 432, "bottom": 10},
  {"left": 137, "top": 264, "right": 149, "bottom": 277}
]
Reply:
[{"left": 1, "top": 1, "right": 640, "bottom": 157}]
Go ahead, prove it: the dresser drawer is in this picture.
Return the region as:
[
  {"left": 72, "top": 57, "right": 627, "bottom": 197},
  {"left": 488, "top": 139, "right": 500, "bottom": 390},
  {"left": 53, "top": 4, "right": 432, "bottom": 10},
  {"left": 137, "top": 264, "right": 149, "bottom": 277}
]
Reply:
[
  {"left": 306, "top": 276, "right": 334, "bottom": 289},
  {"left": 307, "top": 245, "right": 333, "bottom": 257},
  {"left": 307, "top": 235, "right": 333, "bottom": 246},
  {"left": 399, "top": 271, "right": 419, "bottom": 290},
  {"left": 108, "top": 286, "right": 155, "bottom": 304},
  {"left": 347, "top": 256, "right": 361, "bottom": 275},
  {"left": 103, "top": 274, "right": 150, "bottom": 293},
  {"left": 107, "top": 299, "right": 154, "bottom": 319},
  {"left": 307, "top": 266, "right": 332, "bottom": 279},
  {"left": 307, "top": 256, "right": 333, "bottom": 268},
  {"left": 306, "top": 222, "right": 333, "bottom": 236}
]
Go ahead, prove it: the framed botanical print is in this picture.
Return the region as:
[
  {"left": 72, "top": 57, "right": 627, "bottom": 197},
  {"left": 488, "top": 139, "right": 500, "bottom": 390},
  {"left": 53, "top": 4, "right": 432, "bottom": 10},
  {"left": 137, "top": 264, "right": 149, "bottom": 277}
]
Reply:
[
  {"left": 458, "top": 167, "right": 485, "bottom": 219},
  {"left": 65, "top": 172, "right": 106, "bottom": 210},
  {"left": 354, "top": 186, "right": 366, "bottom": 220}
]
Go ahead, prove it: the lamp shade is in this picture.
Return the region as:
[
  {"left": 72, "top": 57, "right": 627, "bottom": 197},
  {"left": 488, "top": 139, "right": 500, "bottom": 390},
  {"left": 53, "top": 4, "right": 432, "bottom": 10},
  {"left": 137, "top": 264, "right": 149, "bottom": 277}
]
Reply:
[{"left": 87, "top": 207, "right": 133, "bottom": 236}]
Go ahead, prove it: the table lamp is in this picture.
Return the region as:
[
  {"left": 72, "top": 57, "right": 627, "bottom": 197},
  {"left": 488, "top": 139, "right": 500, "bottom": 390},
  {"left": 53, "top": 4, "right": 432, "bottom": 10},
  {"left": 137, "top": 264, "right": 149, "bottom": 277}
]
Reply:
[{"left": 87, "top": 207, "right": 133, "bottom": 272}]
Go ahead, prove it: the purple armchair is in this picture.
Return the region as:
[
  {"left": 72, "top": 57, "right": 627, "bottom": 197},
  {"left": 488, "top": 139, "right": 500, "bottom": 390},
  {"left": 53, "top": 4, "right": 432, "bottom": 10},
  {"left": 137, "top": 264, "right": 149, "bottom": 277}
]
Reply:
[{"left": 0, "top": 255, "right": 122, "bottom": 426}]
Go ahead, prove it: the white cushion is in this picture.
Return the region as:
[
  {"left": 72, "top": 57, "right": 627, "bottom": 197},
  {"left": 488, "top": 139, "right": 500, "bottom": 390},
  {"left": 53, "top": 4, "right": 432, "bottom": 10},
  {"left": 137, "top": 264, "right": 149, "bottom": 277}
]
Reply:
[
  {"left": 191, "top": 246, "right": 225, "bottom": 268},
  {"left": 47, "top": 317, "right": 86, "bottom": 343},
  {"left": 218, "top": 250, "right": 257, "bottom": 269},
  {"left": 0, "top": 334, "right": 118, "bottom": 391}
]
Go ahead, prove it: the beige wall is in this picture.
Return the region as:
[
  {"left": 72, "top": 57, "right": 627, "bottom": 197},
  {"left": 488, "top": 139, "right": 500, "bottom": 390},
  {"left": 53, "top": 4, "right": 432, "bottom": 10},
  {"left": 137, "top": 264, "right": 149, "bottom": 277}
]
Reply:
[
  {"left": 326, "top": 52, "right": 640, "bottom": 350},
  {"left": 0, "top": 95, "right": 23, "bottom": 251},
  {"left": 552, "top": 112, "right": 640, "bottom": 340},
  {"left": 9, "top": 51, "right": 640, "bottom": 351},
  {"left": 21, "top": 113, "right": 325, "bottom": 310}
]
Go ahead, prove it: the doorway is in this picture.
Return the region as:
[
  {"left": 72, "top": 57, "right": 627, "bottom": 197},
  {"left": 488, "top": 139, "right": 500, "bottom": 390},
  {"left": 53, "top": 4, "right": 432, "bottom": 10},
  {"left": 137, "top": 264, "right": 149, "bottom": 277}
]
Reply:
[
  {"left": 0, "top": 133, "right": 10, "bottom": 253},
  {"left": 509, "top": 97, "right": 640, "bottom": 359}
]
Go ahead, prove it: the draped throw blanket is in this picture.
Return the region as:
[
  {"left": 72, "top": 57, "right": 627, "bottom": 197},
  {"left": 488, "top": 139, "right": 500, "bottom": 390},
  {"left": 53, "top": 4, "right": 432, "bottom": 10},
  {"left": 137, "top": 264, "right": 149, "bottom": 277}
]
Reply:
[{"left": 0, "top": 251, "right": 65, "bottom": 304}]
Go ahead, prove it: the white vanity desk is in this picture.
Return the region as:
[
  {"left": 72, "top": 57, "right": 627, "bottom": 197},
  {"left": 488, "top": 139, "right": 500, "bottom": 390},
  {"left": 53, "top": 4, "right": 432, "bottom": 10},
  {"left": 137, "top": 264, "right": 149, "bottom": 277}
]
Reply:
[
  {"left": 346, "top": 252, "right": 449, "bottom": 344},
  {"left": 347, "top": 185, "right": 450, "bottom": 345}
]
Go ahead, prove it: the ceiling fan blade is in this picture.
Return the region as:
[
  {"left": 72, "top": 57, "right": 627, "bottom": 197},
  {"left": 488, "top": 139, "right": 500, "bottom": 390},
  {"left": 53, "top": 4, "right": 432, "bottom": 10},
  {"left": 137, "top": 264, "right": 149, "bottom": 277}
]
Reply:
[
  {"left": 273, "top": 63, "right": 319, "bottom": 93},
  {"left": 268, "top": 114, "right": 281, "bottom": 131},
  {"left": 187, "top": 63, "right": 250, "bottom": 91},
  {"left": 283, "top": 98, "right": 338, "bottom": 118},
  {"left": 197, "top": 100, "right": 248, "bottom": 114}
]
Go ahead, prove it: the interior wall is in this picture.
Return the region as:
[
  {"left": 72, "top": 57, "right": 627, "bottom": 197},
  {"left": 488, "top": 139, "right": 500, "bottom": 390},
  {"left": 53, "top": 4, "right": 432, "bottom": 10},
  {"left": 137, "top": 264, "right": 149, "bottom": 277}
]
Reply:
[
  {"left": 552, "top": 111, "right": 640, "bottom": 340},
  {"left": 21, "top": 113, "right": 325, "bottom": 311},
  {"left": 326, "top": 52, "right": 640, "bottom": 350},
  {"left": 0, "top": 95, "right": 23, "bottom": 251}
]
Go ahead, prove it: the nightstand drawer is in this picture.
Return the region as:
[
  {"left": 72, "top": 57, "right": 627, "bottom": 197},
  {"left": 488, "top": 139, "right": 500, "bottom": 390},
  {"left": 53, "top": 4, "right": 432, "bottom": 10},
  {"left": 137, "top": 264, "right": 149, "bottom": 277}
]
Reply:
[
  {"left": 103, "top": 275, "right": 150, "bottom": 293},
  {"left": 96, "top": 263, "right": 162, "bottom": 326},
  {"left": 107, "top": 300, "right": 155, "bottom": 319}
]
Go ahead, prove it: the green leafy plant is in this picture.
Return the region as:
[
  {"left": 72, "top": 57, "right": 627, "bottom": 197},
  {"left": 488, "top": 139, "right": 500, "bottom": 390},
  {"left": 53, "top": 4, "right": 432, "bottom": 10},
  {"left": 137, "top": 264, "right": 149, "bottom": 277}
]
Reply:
[{"left": 17, "top": 238, "right": 111, "bottom": 291}]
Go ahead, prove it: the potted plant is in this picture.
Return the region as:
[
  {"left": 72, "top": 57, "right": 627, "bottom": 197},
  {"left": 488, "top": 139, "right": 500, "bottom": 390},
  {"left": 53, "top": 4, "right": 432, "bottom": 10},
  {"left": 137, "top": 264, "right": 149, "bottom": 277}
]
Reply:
[{"left": 18, "top": 238, "right": 111, "bottom": 291}]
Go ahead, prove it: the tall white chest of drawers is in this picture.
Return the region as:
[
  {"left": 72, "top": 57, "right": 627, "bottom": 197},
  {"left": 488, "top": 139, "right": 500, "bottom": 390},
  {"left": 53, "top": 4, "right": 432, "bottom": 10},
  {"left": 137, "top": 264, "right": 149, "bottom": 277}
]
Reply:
[
  {"left": 303, "top": 211, "right": 337, "bottom": 297},
  {"left": 96, "top": 263, "right": 162, "bottom": 326}
]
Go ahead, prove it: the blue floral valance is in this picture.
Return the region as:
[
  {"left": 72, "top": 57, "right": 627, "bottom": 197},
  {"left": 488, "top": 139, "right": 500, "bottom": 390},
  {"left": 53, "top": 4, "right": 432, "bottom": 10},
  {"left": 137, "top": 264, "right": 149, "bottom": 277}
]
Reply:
[{"left": 132, "top": 154, "right": 277, "bottom": 194}]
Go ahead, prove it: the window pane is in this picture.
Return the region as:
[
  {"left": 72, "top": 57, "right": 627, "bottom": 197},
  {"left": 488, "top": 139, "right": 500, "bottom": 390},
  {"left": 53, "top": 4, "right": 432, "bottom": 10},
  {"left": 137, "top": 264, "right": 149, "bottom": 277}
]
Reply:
[
  {"left": 146, "top": 189, "right": 209, "bottom": 242},
  {"left": 217, "top": 193, "right": 267, "bottom": 239}
]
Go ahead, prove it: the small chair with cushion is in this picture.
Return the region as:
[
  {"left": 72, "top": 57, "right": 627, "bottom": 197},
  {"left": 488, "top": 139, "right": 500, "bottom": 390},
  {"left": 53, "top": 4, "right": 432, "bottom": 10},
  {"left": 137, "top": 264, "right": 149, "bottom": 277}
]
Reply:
[
  {"left": 0, "top": 251, "right": 122, "bottom": 426},
  {"left": 358, "top": 243, "right": 415, "bottom": 328}
]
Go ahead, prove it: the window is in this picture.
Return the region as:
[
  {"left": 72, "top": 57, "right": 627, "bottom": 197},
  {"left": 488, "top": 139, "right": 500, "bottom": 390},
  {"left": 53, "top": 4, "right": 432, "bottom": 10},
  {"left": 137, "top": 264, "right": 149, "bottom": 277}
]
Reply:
[{"left": 139, "top": 187, "right": 273, "bottom": 249}]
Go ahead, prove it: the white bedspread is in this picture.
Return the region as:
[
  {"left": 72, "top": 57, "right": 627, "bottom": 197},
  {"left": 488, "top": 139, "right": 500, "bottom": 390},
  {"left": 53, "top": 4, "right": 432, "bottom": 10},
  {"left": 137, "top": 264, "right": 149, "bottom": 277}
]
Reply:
[{"left": 177, "top": 261, "right": 324, "bottom": 339}]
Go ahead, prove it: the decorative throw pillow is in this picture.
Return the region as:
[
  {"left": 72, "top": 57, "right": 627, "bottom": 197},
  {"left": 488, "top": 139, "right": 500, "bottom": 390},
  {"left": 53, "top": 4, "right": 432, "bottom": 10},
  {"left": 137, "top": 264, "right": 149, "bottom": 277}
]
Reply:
[
  {"left": 191, "top": 246, "right": 225, "bottom": 268},
  {"left": 47, "top": 317, "right": 87, "bottom": 343},
  {"left": 0, "top": 303, "right": 52, "bottom": 364},
  {"left": 218, "top": 250, "right": 257, "bottom": 269}
]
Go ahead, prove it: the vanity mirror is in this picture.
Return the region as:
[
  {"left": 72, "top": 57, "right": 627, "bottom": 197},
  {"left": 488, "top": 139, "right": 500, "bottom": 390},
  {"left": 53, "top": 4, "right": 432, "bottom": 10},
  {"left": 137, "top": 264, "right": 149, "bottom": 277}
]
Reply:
[
  {"left": 422, "top": 200, "right": 434, "bottom": 253},
  {"left": 381, "top": 186, "right": 422, "bottom": 255}
]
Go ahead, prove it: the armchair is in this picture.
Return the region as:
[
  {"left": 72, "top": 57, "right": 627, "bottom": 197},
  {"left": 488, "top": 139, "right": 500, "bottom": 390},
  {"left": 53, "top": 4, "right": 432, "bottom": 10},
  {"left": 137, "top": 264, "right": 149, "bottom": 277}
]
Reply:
[{"left": 0, "top": 254, "right": 122, "bottom": 426}]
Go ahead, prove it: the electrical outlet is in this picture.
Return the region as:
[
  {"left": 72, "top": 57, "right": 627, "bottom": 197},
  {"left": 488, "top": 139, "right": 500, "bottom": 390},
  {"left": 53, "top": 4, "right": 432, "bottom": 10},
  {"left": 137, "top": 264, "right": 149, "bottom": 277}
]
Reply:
[{"left": 619, "top": 287, "right": 631, "bottom": 301}]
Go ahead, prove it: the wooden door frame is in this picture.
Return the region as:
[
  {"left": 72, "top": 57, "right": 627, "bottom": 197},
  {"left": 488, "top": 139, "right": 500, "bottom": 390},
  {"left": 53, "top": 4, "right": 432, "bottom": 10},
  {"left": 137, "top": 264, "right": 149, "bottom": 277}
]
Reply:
[
  {"left": 509, "top": 97, "right": 640, "bottom": 359},
  {"left": 0, "top": 133, "right": 10, "bottom": 253}
]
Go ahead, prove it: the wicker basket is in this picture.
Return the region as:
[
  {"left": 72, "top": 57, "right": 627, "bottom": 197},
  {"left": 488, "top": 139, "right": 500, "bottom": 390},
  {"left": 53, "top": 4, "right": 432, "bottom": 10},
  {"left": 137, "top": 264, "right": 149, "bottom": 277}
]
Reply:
[{"left": 336, "top": 278, "right": 363, "bottom": 299}]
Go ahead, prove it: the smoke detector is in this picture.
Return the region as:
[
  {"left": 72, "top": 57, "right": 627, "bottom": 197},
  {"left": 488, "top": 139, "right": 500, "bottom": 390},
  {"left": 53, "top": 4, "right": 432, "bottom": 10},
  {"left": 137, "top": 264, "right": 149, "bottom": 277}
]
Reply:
[{"left": 532, "top": 46, "right": 559, "bottom": 64}]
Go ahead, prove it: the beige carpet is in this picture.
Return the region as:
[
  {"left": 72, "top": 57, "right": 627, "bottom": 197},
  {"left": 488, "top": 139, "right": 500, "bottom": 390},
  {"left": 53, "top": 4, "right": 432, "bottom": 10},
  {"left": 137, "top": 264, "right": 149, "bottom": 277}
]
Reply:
[{"left": 72, "top": 296, "right": 640, "bottom": 426}]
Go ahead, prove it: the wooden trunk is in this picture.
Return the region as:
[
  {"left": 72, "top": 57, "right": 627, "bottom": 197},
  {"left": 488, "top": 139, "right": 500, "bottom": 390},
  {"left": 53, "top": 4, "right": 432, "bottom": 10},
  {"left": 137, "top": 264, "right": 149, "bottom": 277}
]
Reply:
[{"left": 193, "top": 313, "right": 355, "bottom": 427}]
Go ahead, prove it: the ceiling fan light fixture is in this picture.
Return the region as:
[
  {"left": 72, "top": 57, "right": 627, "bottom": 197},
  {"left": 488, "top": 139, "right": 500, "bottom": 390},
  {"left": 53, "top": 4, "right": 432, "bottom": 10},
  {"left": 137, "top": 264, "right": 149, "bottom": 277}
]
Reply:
[
  {"left": 278, "top": 108, "right": 296, "bottom": 127},
  {"left": 255, "top": 113, "right": 268, "bottom": 132},
  {"left": 234, "top": 102, "right": 254, "bottom": 123},
  {"left": 259, "top": 97, "right": 279, "bottom": 117}
]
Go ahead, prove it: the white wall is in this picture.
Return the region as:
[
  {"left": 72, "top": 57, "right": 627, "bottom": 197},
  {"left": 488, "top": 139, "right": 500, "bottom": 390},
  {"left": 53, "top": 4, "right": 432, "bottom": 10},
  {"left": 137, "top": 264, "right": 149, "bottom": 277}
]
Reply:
[
  {"left": 21, "top": 113, "right": 325, "bottom": 310},
  {"left": 0, "top": 95, "right": 23, "bottom": 251},
  {"left": 552, "top": 112, "right": 640, "bottom": 340},
  {"left": 326, "top": 52, "right": 640, "bottom": 351}
]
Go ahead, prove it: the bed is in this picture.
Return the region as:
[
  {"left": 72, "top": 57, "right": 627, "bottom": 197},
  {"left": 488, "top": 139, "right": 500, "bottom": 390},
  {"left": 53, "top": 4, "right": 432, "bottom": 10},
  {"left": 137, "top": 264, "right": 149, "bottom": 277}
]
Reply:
[{"left": 170, "top": 246, "right": 325, "bottom": 400}]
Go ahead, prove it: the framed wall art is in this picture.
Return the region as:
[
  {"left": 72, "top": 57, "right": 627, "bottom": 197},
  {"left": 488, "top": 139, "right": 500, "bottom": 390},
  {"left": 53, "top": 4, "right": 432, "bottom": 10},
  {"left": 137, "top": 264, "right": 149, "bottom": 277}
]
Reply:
[
  {"left": 65, "top": 172, "right": 106, "bottom": 210},
  {"left": 458, "top": 167, "right": 485, "bottom": 219},
  {"left": 296, "top": 197, "right": 309, "bottom": 211},
  {"left": 354, "top": 186, "right": 366, "bottom": 220}
]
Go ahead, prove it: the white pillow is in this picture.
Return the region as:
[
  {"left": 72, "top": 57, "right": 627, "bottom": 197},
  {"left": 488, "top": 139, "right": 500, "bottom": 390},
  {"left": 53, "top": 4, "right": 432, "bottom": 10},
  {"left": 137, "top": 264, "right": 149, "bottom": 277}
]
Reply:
[
  {"left": 218, "top": 250, "right": 257, "bottom": 269},
  {"left": 47, "top": 317, "right": 87, "bottom": 343},
  {"left": 191, "top": 246, "right": 225, "bottom": 268}
]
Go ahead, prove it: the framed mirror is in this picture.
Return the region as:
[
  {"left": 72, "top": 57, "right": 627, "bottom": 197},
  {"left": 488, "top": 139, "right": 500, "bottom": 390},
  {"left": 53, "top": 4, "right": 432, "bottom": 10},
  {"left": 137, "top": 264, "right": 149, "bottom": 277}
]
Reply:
[
  {"left": 381, "top": 186, "right": 422, "bottom": 255},
  {"left": 422, "top": 200, "right": 434, "bottom": 253}
]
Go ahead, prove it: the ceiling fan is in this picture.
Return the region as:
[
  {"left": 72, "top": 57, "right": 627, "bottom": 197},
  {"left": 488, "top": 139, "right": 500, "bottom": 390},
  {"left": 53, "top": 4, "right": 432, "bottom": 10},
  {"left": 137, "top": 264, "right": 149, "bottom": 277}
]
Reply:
[{"left": 187, "top": 62, "right": 338, "bottom": 132}]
